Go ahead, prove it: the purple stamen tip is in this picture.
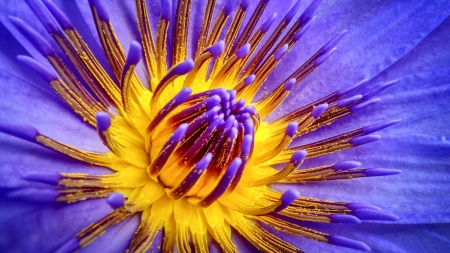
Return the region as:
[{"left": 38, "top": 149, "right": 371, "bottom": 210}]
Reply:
[
  {"left": 352, "top": 209, "right": 400, "bottom": 221},
  {"left": 329, "top": 214, "right": 361, "bottom": 224},
  {"left": 8, "top": 188, "right": 59, "bottom": 202},
  {"left": 9, "top": 16, "right": 53, "bottom": 57},
  {"left": 173, "top": 123, "right": 189, "bottom": 143},
  {"left": 336, "top": 94, "right": 362, "bottom": 108},
  {"left": 126, "top": 41, "right": 142, "bottom": 65},
  {"left": 362, "top": 79, "right": 398, "bottom": 100},
  {"left": 197, "top": 153, "right": 213, "bottom": 170},
  {"left": 299, "top": 0, "right": 321, "bottom": 23},
  {"left": 274, "top": 44, "right": 288, "bottom": 61},
  {"left": 351, "top": 98, "right": 381, "bottom": 113},
  {"left": 364, "top": 168, "right": 402, "bottom": 177},
  {"left": 0, "top": 120, "right": 39, "bottom": 142},
  {"left": 346, "top": 203, "right": 381, "bottom": 211},
  {"left": 243, "top": 120, "right": 254, "bottom": 136},
  {"left": 25, "top": 0, "right": 59, "bottom": 33},
  {"left": 173, "top": 59, "right": 195, "bottom": 75},
  {"left": 17, "top": 55, "right": 58, "bottom": 82},
  {"left": 89, "top": 0, "right": 109, "bottom": 21},
  {"left": 240, "top": 0, "right": 249, "bottom": 9},
  {"left": 315, "top": 47, "right": 337, "bottom": 65},
  {"left": 336, "top": 79, "right": 369, "bottom": 96},
  {"left": 275, "top": 189, "right": 300, "bottom": 212},
  {"left": 161, "top": 0, "right": 172, "bottom": 21},
  {"left": 42, "top": 0, "right": 73, "bottom": 30},
  {"left": 244, "top": 74, "right": 256, "bottom": 86},
  {"left": 223, "top": 0, "right": 236, "bottom": 15},
  {"left": 283, "top": 78, "right": 295, "bottom": 91},
  {"left": 241, "top": 135, "right": 253, "bottom": 155},
  {"left": 293, "top": 16, "right": 316, "bottom": 42},
  {"left": 205, "top": 95, "right": 221, "bottom": 109},
  {"left": 327, "top": 235, "right": 371, "bottom": 252},
  {"left": 332, "top": 161, "right": 361, "bottom": 171},
  {"left": 209, "top": 40, "right": 225, "bottom": 57},
  {"left": 349, "top": 135, "right": 381, "bottom": 146},
  {"left": 22, "top": 171, "right": 61, "bottom": 185},
  {"left": 286, "top": 122, "right": 299, "bottom": 137},
  {"left": 261, "top": 13, "right": 277, "bottom": 33},
  {"left": 96, "top": 112, "right": 111, "bottom": 131},
  {"left": 361, "top": 119, "right": 402, "bottom": 134},
  {"left": 244, "top": 105, "right": 256, "bottom": 115},
  {"left": 106, "top": 193, "right": 125, "bottom": 209},
  {"left": 55, "top": 238, "right": 80, "bottom": 253},
  {"left": 311, "top": 103, "right": 328, "bottom": 119},
  {"left": 236, "top": 43, "right": 251, "bottom": 59},
  {"left": 322, "top": 30, "right": 348, "bottom": 52},
  {"left": 175, "top": 88, "right": 192, "bottom": 103},
  {"left": 228, "top": 89, "right": 237, "bottom": 99},
  {"left": 285, "top": 0, "right": 302, "bottom": 22},
  {"left": 290, "top": 150, "right": 307, "bottom": 165}
]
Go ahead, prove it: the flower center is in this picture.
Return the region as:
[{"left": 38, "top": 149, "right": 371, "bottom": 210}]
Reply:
[{"left": 149, "top": 88, "right": 258, "bottom": 204}]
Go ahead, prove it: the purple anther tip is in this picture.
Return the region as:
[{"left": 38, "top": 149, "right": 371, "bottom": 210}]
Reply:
[
  {"left": 261, "top": 13, "right": 277, "bottom": 33},
  {"left": 274, "top": 44, "right": 288, "bottom": 61},
  {"left": 322, "top": 30, "right": 348, "bottom": 52},
  {"left": 240, "top": 0, "right": 249, "bottom": 9},
  {"left": 0, "top": 120, "right": 39, "bottom": 142},
  {"left": 315, "top": 47, "right": 336, "bottom": 65},
  {"left": 336, "top": 94, "right": 362, "bottom": 108},
  {"left": 349, "top": 135, "right": 381, "bottom": 146},
  {"left": 329, "top": 214, "right": 361, "bottom": 224},
  {"left": 244, "top": 105, "right": 256, "bottom": 115},
  {"left": 17, "top": 55, "right": 58, "bottom": 82},
  {"left": 90, "top": 0, "right": 109, "bottom": 21},
  {"left": 236, "top": 43, "right": 251, "bottom": 59},
  {"left": 209, "top": 40, "right": 225, "bottom": 57},
  {"left": 161, "top": 0, "right": 172, "bottom": 21},
  {"left": 107, "top": 193, "right": 125, "bottom": 209},
  {"left": 23, "top": 171, "right": 61, "bottom": 185},
  {"left": 25, "top": 0, "right": 59, "bottom": 33},
  {"left": 290, "top": 150, "right": 307, "bottom": 165},
  {"left": 9, "top": 16, "right": 54, "bottom": 57},
  {"left": 351, "top": 98, "right": 381, "bottom": 113},
  {"left": 42, "top": 0, "right": 73, "bottom": 30},
  {"left": 275, "top": 189, "right": 300, "bottom": 212},
  {"left": 241, "top": 135, "right": 253, "bottom": 155},
  {"left": 175, "top": 88, "right": 192, "bottom": 103},
  {"left": 55, "top": 238, "right": 80, "bottom": 253},
  {"left": 240, "top": 113, "right": 250, "bottom": 122},
  {"left": 285, "top": 122, "right": 299, "bottom": 137},
  {"left": 8, "top": 188, "right": 59, "bottom": 202},
  {"left": 327, "top": 235, "right": 371, "bottom": 252},
  {"left": 126, "top": 41, "right": 142, "bottom": 65},
  {"left": 213, "top": 88, "right": 228, "bottom": 100},
  {"left": 299, "top": 0, "right": 321, "bottom": 23},
  {"left": 283, "top": 78, "right": 295, "bottom": 91},
  {"left": 336, "top": 79, "right": 368, "bottom": 96},
  {"left": 228, "top": 89, "right": 237, "bottom": 99},
  {"left": 205, "top": 95, "right": 222, "bottom": 109},
  {"left": 236, "top": 98, "right": 245, "bottom": 109},
  {"left": 311, "top": 103, "right": 328, "bottom": 119},
  {"left": 197, "top": 153, "right": 213, "bottom": 170},
  {"left": 96, "top": 112, "right": 111, "bottom": 131},
  {"left": 243, "top": 119, "right": 254, "bottom": 135},
  {"left": 173, "top": 123, "right": 188, "bottom": 142},
  {"left": 173, "top": 59, "right": 195, "bottom": 75},
  {"left": 293, "top": 15, "right": 316, "bottom": 42},
  {"left": 364, "top": 168, "right": 402, "bottom": 177},
  {"left": 285, "top": 0, "right": 302, "bottom": 22},
  {"left": 352, "top": 209, "right": 400, "bottom": 221},
  {"left": 361, "top": 119, "right": 401, "bottom": 134},
  {"left": 223, "top": 0, "right": 236, "bottom": 15},
  {"left": 346, "top": 203, "right": 381, "bottom": 211},
  {"left": 244, "top": 74, "right": 256, "bottom": 86},
  {"left": 332, "top": 161, "right": 361, "bottom": 171},
  {"left": 362, "top": 79, "right": 398, "bottom": 100}
]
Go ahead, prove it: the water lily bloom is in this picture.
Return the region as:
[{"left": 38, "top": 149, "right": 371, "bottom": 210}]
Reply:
[{"left": 0, "top": 0, "right": 450, "bottom": 252}]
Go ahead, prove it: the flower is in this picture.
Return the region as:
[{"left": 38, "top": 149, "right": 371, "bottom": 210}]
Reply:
[{"left": 0, "top": 0, "right": 449, "bottom": 252}]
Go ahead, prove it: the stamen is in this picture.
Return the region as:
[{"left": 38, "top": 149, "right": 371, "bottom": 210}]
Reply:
[
  {"left": 121, "top": 41, "right": 142, "bottom": 114},
  {"left": 106, "top": 192, "right": 125, "bottom": 209},
  {"left": 255, "top": 78, "right": 295, "bottom": 119},
  {"left": 257, "top": 122, "right": 298, "bottom": 163},
  {"left": 251, "top": 150, "right": 307, "bottom": 186},
  {"left": 196, "top": 0, "right": 218, "bottom": 55},
  {"left": 205, "top": 0, "right": 235, "bottom": 48},
  {"left": 156, "top": 0, "right": 172, "bottom": 78},
  {"left": 172, "top": 0, "right": 192, "bottom": 64},
  {"left": 326, "top": 235, "right": 371, "bottom": 252},
  {"left": 221, "top": 0, "right": 248, "bottom": 61},
  {"left": 235, "top": 189, "right": 300, "bottom": 216}
]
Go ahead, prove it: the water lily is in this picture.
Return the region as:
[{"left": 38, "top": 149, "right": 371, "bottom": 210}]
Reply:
[{"left": 0, "top": 0, "right": 449, "bottom": 252}]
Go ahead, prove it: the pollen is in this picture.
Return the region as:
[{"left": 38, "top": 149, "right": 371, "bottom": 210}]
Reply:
[{"left": 0, "top": 0, "right": 403, "bottom": 252}]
